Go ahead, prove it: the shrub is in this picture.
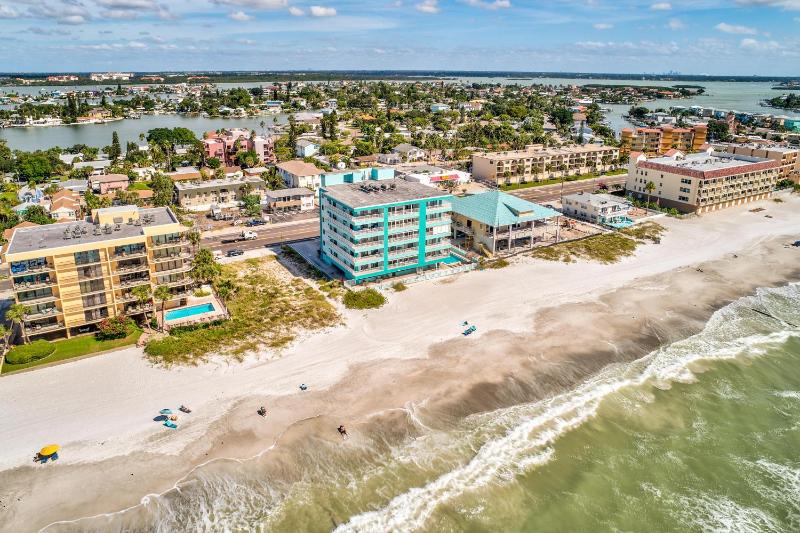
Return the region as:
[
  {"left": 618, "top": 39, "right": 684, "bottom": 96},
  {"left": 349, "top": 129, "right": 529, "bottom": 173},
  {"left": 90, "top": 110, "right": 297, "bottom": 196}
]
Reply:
[
  {"left": 149, "top": 318, "right": 159, "bottom": 329},
  {"left": 391, "top": 282, "right": 407, "bottom": 292},
  {"left": 194, "top": 289, "right": 211, "bottom": 297},
  {"left": 343, "top": 288, "right": 386, "bottom": 310},
  {"left": 96, "top": 316, "right": 131, "bottom": 340},
  {"left": 5, "top": 340, "right": 55, "bottom": 365},
  {"left": 487, "top": 258, "right": 509, "bottom": 269}
]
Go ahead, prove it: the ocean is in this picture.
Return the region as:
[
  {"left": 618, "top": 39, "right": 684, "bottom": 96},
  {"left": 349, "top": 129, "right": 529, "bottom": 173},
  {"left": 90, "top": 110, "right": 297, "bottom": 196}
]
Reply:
[{"left": 55, "top": 282, "right": 800, "bottom": 532}]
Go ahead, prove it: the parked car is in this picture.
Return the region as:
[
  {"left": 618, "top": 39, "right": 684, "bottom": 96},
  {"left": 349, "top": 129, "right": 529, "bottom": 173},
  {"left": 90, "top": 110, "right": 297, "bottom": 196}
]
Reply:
[
  {"left": 245, "top": 219, "right": 267, "bottom": 227},
  {"left": 226, "top": 249, "right": 244, "bottom": 257}
]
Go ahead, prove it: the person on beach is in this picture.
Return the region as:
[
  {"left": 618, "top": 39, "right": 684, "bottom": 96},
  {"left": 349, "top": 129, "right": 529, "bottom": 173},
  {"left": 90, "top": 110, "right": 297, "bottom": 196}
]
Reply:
[
  {"left": 337, "top": 425, "right": 348, "bottom": 438},
  {"left": 258, "top": 406, "right": 267, "bottom": 417}
]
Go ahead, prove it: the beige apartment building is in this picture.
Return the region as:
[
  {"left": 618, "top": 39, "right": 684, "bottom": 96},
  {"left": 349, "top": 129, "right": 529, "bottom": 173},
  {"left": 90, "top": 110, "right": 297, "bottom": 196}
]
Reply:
[
  {"left": 620, "top": 124, "right": 707, "bottom": 156},
  {"left": 710, "top": 142, "right": 799, "bottom": 183},
  {"left": 3, "top": 206, "right": 194, "bottom": 340},
  {"left": 173, "top": 176, "right": 267, "bottom": 212},
  {"left": 627, "top": 151, "right": 780, "bottom": 214},
  {"left": 471, "top": 144, "right": 620, "bottom": 186}
]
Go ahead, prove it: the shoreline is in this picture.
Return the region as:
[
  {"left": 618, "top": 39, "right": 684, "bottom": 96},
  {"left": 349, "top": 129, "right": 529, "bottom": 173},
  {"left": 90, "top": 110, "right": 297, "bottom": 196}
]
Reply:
[{"left": 0, "top": 196, "right": 799, "bottom": 531}]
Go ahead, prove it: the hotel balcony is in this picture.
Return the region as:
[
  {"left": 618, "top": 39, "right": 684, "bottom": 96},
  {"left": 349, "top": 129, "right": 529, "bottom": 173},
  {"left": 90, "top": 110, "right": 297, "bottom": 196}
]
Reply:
[
  {"left": 388, "top": 210, "right": 419, "bottom": 222},
  {"left": 13, "top": 278, "right": 56, "bottom": 290},
  {"left": 154, "top": 262, "right": 192, "bottom": 275},
  {"left": 387, "top": 247, "right": 418, "bottom": 261},
  {"left": 25, "top": 307, "right": 63, "bottom": 321},
  {"left": 159, "top": 276, "right": 193, "bottom": 288},
  {"left": 11, "top": 262, "right": 56, "bottom": 275},
  {"left": 151, "top": 250, "right": 192, "bottom": 263},
  {"left": 151, "top": 237, "right": 188, "bottom": 250},
  {"left": 387, "top": 222, "right": 419, "bottom": 235},
  {"left": 18, "top": 293, "right": 59, "bottom": 306},
  {"left": 119, "top": 277, "right": 152, "bottom": 289},
  {"left": 426, "top": 203, "right": 452, "bottom": 215},
  {"left": 112, "top": 249, "right": 148, "bottom": 261},
  {"left": 115, "top": 262, "right": 150, "bottom": 275},
  {"left": 28, "top": 322, "right": 67, "bottom": 335}
]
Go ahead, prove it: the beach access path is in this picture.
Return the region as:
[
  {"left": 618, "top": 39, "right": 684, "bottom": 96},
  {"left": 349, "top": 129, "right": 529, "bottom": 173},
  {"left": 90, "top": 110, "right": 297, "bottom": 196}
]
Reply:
[{"left": 1, "top": 195, "right": 799, "bottom": 473}]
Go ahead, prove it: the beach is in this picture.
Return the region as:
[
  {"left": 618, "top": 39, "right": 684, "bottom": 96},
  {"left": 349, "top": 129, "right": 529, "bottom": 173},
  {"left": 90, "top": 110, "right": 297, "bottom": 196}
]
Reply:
[{"left": 1, "top": 194, "right": 799, "bottom": 532}]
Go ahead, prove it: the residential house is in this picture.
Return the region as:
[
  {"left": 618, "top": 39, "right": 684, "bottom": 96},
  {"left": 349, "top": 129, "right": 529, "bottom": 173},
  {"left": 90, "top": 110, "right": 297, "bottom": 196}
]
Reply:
[
  {"left": 263, "top": 188, "right": 316, "bottom": 213},
  {"left": 73, "top": 159, "right": 112, "bottom": 176},
  {"left": 89, "top": 174, "right": 129, "bottom": 195},
  {"left": 561, "top": 192, "right": 632, "bottom": 226},
  {"left": 202, "top": 128, "right": 276, "bottom": 167},
  {"left": 296, "top": 139, "right": 321, "bottom": 158},
  {"left": 431, "top": 103, "right": 451, "bottom": 113},
  {"left": 277, "top": 160, "right": 325, "bottom": 190},
  {"left": 620, "top": 124, "right": 708, "bottom": 156},
  {"left": 173, "top": 176, "right": 267, "bottom": 212},
  {"left": 377, "top": 153, "right": 403, "bottom": 165},
  {"left": 392, "top": 144, "right": 426, "bottom": 162},
  {"left": 398, "top": 165, "right": 471, "bottom": 188}
]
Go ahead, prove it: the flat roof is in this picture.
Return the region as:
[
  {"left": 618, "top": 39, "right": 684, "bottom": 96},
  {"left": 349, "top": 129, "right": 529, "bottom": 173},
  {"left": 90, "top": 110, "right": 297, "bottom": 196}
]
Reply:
[
  {"left": 6, "top": 207, "right": 178, "bottom": 256},
  {"left": 264, "top": 187, "right": 314, "bottom": 199},
  {"left": 174, "top": 176, "right": 263, "bottom": 191},
  {"left": 563, "top": 192, "right": 629, "bottom": 208},
  {"left": 322, "top": 179, "right": 447, "bottom": 209},
  {"left": 475, "top": 144, "right": 618, "bottom": 161},
  {"left": 639, "top": 151, "right": 779, "bottom": 179}
]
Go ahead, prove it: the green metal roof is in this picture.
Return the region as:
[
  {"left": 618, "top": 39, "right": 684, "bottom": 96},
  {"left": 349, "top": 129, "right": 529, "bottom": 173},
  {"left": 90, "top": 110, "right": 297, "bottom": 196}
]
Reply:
[{"left": 451, "top": 191, "right": 560, "bottom": 227}]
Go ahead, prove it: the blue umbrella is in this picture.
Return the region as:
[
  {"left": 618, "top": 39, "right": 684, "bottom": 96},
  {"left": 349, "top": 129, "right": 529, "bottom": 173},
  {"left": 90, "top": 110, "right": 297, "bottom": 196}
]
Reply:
[{"left": 159, "top": 408, "right": 173, "bottom": 415}]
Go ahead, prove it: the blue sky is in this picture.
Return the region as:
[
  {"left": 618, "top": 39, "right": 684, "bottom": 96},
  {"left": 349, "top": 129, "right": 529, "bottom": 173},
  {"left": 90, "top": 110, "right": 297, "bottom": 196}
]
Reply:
[{"left": 1, "top": 0, "right": 799, "bottom": 74}]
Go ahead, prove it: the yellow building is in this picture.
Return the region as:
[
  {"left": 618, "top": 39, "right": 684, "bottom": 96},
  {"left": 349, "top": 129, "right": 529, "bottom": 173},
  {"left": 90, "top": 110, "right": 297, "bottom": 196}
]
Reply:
[
  {"left": 3, "top": 206, "right": 194, "bottom": 340},
  {"left": 620, "top": 124, "right": 707, "bottom": 156},
  {"left": 471, "top": 144, "right": 620, "bottom": 186}
]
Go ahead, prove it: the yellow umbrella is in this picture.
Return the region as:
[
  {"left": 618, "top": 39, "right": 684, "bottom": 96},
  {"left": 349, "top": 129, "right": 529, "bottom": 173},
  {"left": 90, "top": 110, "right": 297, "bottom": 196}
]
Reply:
[{"left": 39, "top": 444, "right": 60, "bottom": 456}]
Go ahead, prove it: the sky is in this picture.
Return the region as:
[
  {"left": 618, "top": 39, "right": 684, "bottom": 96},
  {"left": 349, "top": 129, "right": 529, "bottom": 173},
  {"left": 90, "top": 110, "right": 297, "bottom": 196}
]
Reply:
[{"left": 0, "top": 0, "right": 799, "bottom": 75}]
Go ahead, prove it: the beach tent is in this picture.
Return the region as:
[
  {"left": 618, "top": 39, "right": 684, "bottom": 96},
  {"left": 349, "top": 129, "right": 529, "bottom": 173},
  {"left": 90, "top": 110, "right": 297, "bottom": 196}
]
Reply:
[{"left": 39, "top": 444, "right": 60, "bottom": 456}]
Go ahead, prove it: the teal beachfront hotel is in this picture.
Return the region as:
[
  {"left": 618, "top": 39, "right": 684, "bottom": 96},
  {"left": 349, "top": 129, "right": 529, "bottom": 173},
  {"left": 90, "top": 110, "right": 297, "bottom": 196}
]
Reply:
[{"left": 319, "top": 180, "right": 453, "bottom": 283}]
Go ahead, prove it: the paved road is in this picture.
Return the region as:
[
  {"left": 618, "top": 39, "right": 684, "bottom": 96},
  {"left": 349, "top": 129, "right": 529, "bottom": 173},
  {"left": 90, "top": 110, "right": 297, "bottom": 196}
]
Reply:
[
  {"left": 202, "top": 219, "right": 320, "bottom": 253},
  {"left": 508, "top": 175, "right": 627, "bottom": 204}
]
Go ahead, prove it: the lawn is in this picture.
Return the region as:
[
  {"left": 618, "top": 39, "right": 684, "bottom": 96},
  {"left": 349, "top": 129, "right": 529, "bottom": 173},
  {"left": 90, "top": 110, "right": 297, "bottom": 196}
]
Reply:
[
  {"left": 128, "top": 181, "right": 152, "bottom": 191},
  {"left": 1, "top": 328, "right": 143, "bottom": 374},
  {"left": 499, "top": 169, "right": 626, "bottom": 192},
  {"left": 145, "top": 256, "right": 340, "bottom": 366}
]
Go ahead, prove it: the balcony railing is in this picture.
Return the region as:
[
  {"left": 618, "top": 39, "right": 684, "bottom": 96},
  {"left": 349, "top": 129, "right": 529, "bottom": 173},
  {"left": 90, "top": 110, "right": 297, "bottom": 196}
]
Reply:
[
  {"left": 151, "top": 250, "right": 192, "bottom": 263},
  {"left": 12, "top": 263, "right": 55, "bottom": 275},
  {"left": 115, "top": 263, "right": 150, "bottom": 274},
  {"left": 112, "top": 250, "right": 147, "bottom": 261},
  {"left": 151, "top": 237, "right": 188, "bottom": 249},
  {"left": 28, "top": 322, "right": 67, "bottom": 335},
  {"left": 14, "top": 278, "right": 56, "bottom": 290},
  {"left": 25, "top": 307, "right": 62, "bottom": 321},
  {"left": 160, "top": 277, "right": 193, "bottom": 288},
  {"left": 154, "top": 262, "right": 192, "bottom": 275},
  {"left": 119, "top": 277, "right": 151, "bottom": 288},
  {"left": 18, "top": 293, "right": 58, "bottom": 306}
]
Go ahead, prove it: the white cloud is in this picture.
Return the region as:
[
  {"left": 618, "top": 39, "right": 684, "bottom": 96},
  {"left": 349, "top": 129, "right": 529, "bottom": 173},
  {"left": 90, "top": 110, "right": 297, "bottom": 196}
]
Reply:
[
  {"left": 128, "top": 40, "right": 147, "bottom": 49},
  {"left": 288, "top": 6, "right": 304, "bottom": 15},
  {"left": 593, "top": 22, "right": 613, "bottom": 29},
  {"left": 463, "top": 0, "right": 511, "bottom": 9},
  {"left": 229, "top": 10, "right": 254, "bottom": 21},
  {"left": 667, "top": 18, "right": 684, "bottom": 30},
  {"left": 309, "top": 5, "right": 337, "bottom": 16},
  {"left": 734, "top": 0, "right": 800, "bottom": 10},
  {"left": 416, "top": 0, "right": 439, "bottom": 13},
  {"left": 650, "top": 2, "right": 671, "bottom": 10},
  {"left": 97, "top": 0, "right": 158, "bottom": 8},
  {"left": 102, "top": 9, "right": 139, "bottom": 19},
  {"left": 740, "top": 37, "right": 781, "bottom": 50},
  {"left": 715, "top": 22, "right": 757, "bottom": 34},
  {"left": 212, "top": 0, "right": 288, "bottom": 10},
  {"left": 237, "top": 38, "right": 257, "bottom": 45},
  {"left": 0, "top": 4, "right": 18, "bottom": 18}
]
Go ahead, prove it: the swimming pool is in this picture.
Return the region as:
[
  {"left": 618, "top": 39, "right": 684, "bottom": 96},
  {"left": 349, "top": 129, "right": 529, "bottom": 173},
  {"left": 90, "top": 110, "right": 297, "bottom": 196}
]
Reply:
[
  {"left": 441, "top": 255, "right": 462, "bottom": 265},
  {"left": 165, "top": 303, "right": 216, "bottom": 321}
]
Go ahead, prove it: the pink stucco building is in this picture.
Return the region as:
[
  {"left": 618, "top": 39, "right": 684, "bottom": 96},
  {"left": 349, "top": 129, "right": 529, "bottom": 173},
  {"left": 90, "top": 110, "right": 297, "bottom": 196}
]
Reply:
[{"left": 202, "top": 128, "right": 276, "bottom": 167}]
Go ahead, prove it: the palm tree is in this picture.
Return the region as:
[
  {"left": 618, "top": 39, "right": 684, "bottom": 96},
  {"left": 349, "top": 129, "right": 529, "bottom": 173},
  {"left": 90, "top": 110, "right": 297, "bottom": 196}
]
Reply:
[
  {"left": 130, "top": 285, "right": 153, "bottom": 325},
  {"left": 154, "top": 286, "right": 171, "bottom": 332},
  {"left": 190, "top": 248, "right": 222, "bottom": 285},
  {"left": 0, "top": 324, "right": 9, "bottom": 354},
  {"left": 645, "top": 181, "right": 656, "bottom": 208},
  {"left": 6, "top": 304, "right": 29, "bottom": 345},
  {"left": 214, "top": 278, "right": 237, "bottom": 303}
]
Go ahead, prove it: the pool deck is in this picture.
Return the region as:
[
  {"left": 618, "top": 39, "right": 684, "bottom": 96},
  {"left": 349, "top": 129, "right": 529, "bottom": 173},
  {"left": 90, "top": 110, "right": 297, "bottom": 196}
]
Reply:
[{"left": 159, "top": 294, "right": 228, "bottom": 329}]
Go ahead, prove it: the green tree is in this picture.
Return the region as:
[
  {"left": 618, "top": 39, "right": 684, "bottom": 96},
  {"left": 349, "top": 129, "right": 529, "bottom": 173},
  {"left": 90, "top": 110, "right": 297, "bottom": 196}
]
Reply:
[
  {"left": 154, "top": 285, "right": 171, "bottom": 332},
  {"left": 23, "top": 205, "right": 54, "bottom": 225},
  {"left": 645, "top": 180, "right": 656, "bottom": 207},
  {"left": 0, "top": 140, "right": 13, "bottom": 173},
  {"left": 14, "top": 151, "right": 54, "bottom": 182},
  {"left": 207, "top": 157, "right": 221, "bottom": 169},
  {"left": 107, "top": 131, "right": 122, "bottom": 161},
  {"left": 150, "top": 173, "right": 174, "bottom": 207},
  {"left": 0, "top": 324, "right": 9, "bottom": 353},
  {"left": 242, "top": 194, "right": 262, "bottom": 217},
  {"left": 6, "top": 303, "right": 29, "bottom": 345},
  {"left": 84, "top": 189, "right": 111, "bottom": 212},
  {"left": 261, "top": 168, "right": 284, "bottom": 190},
  {"left": 187, "top": 230, "right": 201, "bottom": 252},
  {"left": 130, "top": 285, "right": 153, "bottom": 325},
  {"left": 190, "top": 248, "right": 221, "bottom": 285},
  {"left": 213, "top": 277, "right": 237, "bottom": 303},
  {"left": 235, "top": 149, "right": 259, "bottom": 169}
]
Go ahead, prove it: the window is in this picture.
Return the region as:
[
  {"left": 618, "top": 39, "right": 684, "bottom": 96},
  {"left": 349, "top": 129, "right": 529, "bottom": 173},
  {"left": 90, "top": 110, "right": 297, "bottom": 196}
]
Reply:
[
  {"left": 678, "top": 195, "right": 689, "bottom": 202},
  {"left": 680, "top": 187, "right": 691, "bottom": 193},
  {"left": 74, "top": 249, "right": 101, "bottom": 265},
  {"left": 680, "top": 178, "right": 692, "bottom": 185}
]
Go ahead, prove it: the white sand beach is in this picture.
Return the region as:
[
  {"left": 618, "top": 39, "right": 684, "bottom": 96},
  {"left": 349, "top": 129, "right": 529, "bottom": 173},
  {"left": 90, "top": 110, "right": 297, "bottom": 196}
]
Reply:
[{"left": 1, "top": 194, "right": 799, "bottom": 531}]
